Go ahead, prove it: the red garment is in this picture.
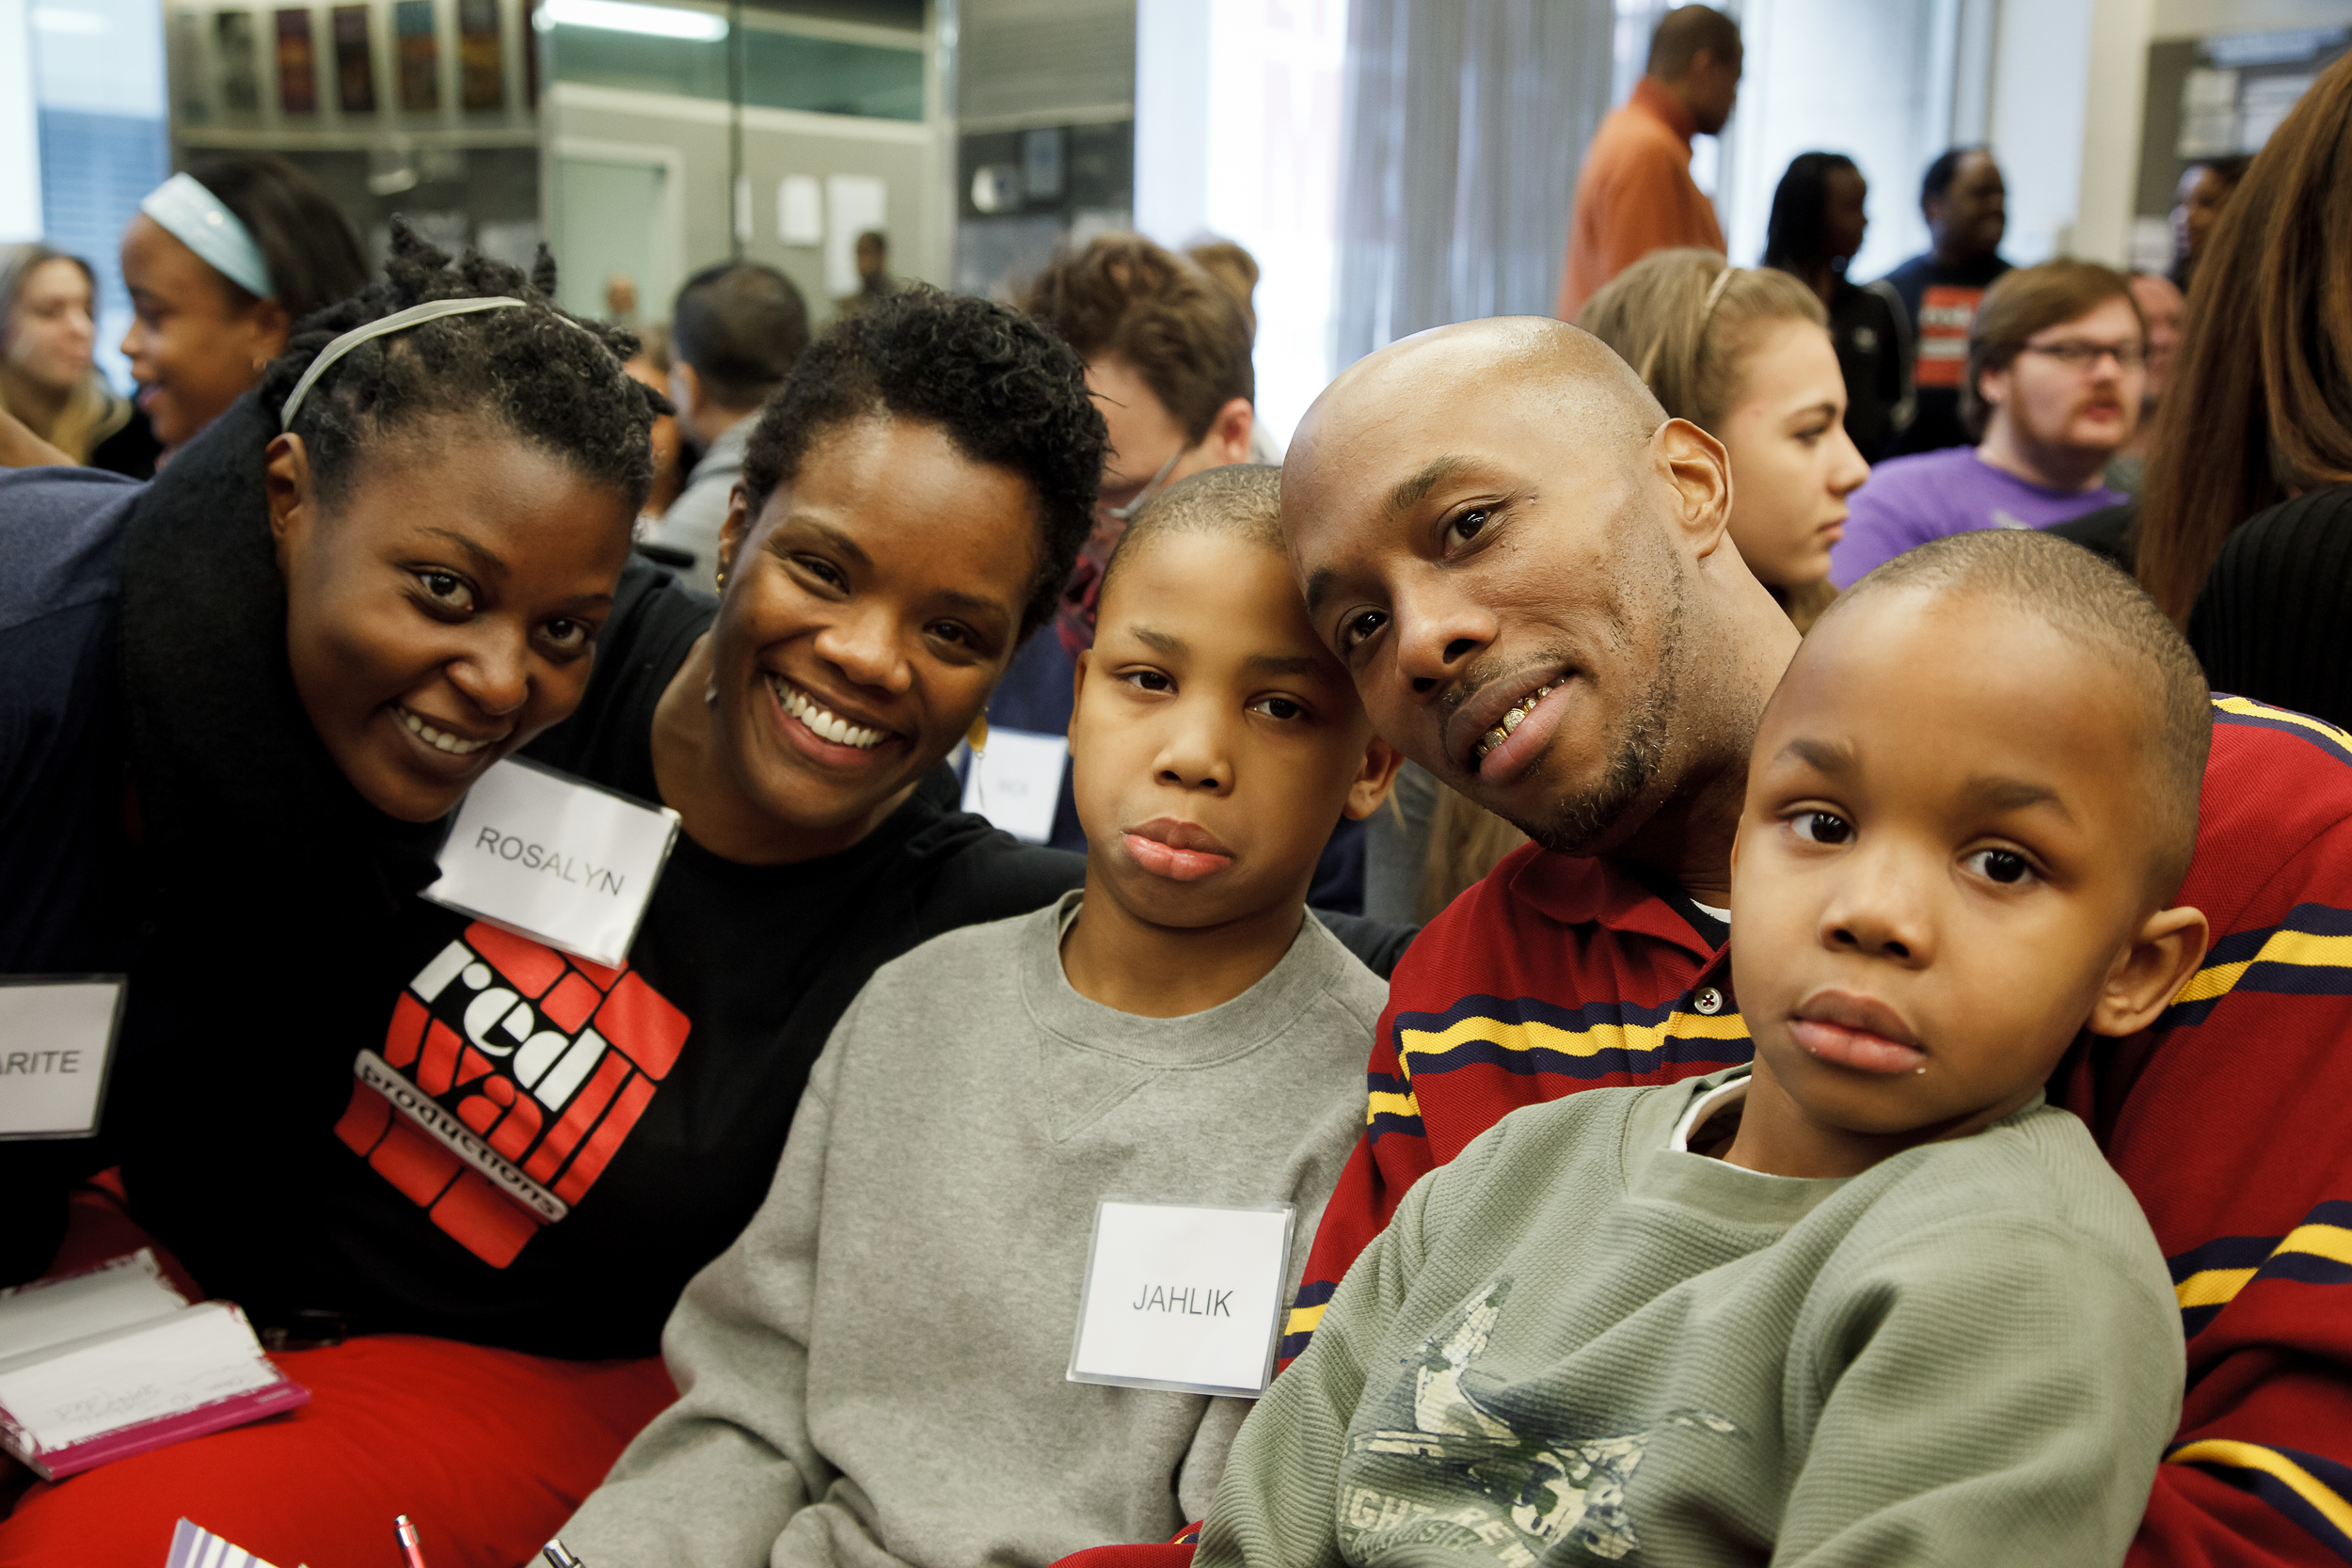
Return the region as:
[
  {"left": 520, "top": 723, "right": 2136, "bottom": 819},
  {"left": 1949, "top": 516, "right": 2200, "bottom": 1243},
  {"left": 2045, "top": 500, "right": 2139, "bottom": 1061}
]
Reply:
[
  {"left": 1285, "top": 698, "right": 2352, "bottom": 1566},
  {"left": 0, "top": 1338, "right": 672, "bottom": 1568},
  {"left": 0, "top": 1193, "right": 674, "bottom": 1568},
  {"left": 1555, "top": 78, "right": 1726, "bottom": 322}
]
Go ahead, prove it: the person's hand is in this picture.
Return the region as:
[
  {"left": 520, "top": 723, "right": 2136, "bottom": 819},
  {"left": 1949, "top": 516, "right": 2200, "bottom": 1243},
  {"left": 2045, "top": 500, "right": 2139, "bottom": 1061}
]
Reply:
[{"left": 0, "top": 403, "right": 72, "bottom": 468}]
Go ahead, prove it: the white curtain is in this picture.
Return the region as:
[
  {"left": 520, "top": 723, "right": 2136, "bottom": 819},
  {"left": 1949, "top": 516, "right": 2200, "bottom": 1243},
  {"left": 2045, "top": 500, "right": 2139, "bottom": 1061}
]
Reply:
[{"left": 1333, "top": 0, "right": 1619, "bottom": 365}]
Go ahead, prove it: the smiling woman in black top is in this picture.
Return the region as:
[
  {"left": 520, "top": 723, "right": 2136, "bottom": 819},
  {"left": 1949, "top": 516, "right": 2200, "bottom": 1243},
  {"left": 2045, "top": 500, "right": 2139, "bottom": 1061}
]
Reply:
[{"left": 0, "top": 289, "right": 1121, "bottom": 1568}]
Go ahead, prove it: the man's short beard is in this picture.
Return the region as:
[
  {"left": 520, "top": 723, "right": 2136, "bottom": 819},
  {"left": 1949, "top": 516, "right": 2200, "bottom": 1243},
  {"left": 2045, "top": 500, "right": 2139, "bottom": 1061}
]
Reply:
[{"left": 1514, "top": 567, "right": 1685, "bottom": 858}]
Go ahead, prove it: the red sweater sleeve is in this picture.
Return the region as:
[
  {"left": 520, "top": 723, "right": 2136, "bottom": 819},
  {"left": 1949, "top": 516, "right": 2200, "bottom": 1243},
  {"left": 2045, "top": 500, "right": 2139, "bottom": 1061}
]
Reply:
[{"left": 2065, "top": 703, "right": 2352, "bottom": 1565}]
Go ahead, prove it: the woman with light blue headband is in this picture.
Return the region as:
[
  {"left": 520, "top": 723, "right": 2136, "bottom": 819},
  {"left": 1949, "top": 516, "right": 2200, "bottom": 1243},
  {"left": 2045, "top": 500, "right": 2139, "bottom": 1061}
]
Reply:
[
  {"left": 115, "top": 151, "right": 367, "bottom": 471},
  {"left": 0, "top": 220, "right": 670, "bottom": 1565}
]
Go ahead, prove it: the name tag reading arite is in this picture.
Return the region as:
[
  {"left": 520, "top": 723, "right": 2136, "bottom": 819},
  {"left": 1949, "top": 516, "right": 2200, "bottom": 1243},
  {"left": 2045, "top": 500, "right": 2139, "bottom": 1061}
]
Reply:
[
  {"left": 1068, "top": 1198, "right": 1295, "bottom": 1398},
  {"left": 423, "top": 758, "right": 680, "bottom": 969},
  {"left": 0, "top": 977, "right": 127, "bottom": 1140}
]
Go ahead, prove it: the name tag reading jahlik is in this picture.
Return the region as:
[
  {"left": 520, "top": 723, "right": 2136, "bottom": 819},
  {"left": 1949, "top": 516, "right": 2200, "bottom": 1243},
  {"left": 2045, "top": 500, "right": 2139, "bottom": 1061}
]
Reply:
[
  {"left": 422, "top": 757, "right": 680, "bottom": 969},
  {"left": 0, "top": 977, "right": 127, "bottom": 1140},
  {"left": 1068, "top": 1198, "right": 1295, "bottom": 1398}
]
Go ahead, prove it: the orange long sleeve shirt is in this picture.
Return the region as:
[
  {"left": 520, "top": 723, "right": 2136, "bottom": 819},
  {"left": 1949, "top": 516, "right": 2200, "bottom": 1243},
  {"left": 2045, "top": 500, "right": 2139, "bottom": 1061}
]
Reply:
[{"left": 1555, "top": 77, "right": 1726, "bottom": 321}]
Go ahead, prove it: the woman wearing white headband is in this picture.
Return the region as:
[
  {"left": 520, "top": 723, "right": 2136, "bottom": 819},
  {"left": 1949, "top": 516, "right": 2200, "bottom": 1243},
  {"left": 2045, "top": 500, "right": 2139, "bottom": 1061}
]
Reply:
[
  {"left": 116, "top": 152, "right": 367, "bottom": 471},
  {"left": 0, "top": 223, "right": 662, "bottom": 1562}
]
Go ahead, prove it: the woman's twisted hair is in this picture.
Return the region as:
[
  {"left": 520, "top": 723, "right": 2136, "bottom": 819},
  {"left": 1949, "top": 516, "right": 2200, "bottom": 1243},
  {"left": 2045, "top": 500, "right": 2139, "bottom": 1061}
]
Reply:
[
  {"left": 741, "top": 285, "right": 1105, "bottom": 640},
  {"left": 258, "top": 217, "right": 667, "bottom": 511}
]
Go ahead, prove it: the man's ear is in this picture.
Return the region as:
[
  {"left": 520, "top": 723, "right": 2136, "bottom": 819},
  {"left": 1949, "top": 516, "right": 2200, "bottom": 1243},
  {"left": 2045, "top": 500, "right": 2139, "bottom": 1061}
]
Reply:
[
  {"left": 1655, "top": 418, "right": 1734, "bottom": 560},
  {"left": 1208, "top": 397, "right": 1255, "bottom": 466},
  {"left": 2087, "top": 905, "right": 2210, "bottom": 1037},
  {"left": 1977, "top": 362, "right": 2010, "bottom": 416},
  {"left": 1342, "top": 734, "right": 1406, "bottom": 822},
  {"left": 262, "top": 432, "right": 313, "bottom": 576},
  {"left": 675, "top": 362, "right": 706, "bottom": 418},
  {"left": 715, "top": 483, "right": 756, "bottom": 593}
]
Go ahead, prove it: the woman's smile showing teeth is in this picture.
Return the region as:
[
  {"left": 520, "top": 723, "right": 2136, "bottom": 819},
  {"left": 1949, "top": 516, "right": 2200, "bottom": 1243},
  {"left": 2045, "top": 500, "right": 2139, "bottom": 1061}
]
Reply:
[
  {"left": 396, "top": 706, "right": 497, "bottom": 756},
  {"left": 770, "top": 675, "right": 890, "bottom": 752}
]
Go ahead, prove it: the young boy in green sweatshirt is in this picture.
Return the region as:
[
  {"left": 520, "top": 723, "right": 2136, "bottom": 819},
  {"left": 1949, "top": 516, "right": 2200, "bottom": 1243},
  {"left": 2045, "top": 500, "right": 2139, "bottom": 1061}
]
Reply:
[
  {"left": 552, "top": 464, "right": 1403, "bottom": 1568},
  {"left": 1195, "top": 529, "right": 2209, "bottom": 1568}
]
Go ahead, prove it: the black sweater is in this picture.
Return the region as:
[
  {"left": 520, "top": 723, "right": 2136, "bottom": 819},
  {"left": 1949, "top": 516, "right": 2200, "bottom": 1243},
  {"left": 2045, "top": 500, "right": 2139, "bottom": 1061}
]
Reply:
[
  {"left": 112, "top": 562, "right": 1098, "bottom": 1356},
  {"left": 2189, "top": 485, "right": 2352, "bottom": 731},
  {"left": 8, "top": 399, "right": 1410, "bottom": 1349}
]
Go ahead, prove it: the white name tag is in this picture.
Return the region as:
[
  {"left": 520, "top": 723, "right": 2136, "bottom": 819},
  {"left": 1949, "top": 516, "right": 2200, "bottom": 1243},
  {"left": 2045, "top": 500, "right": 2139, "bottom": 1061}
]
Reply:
[
  {"left": 0, "top": 977, "right": 126, "bottom": 1141},
  {"left": 961, "top": 728, "right": 1069, "bottom": 845},
  {"left": 422, "top": 758, "right": 680, "bottom": 970},
  {"left": 1068, "top": 1198, "right": 1295, "bottom": 1398}
]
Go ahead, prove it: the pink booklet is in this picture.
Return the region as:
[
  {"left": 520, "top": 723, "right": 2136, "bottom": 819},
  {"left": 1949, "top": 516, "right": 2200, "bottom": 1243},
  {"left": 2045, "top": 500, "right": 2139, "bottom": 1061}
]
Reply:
[{"left": 0, "top": 1251, "right": 309, "bottom": 1481}]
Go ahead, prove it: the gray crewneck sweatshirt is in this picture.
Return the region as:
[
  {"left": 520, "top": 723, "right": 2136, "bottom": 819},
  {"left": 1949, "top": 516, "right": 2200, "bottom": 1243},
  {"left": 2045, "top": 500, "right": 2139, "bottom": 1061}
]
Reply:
[{"left": 557, "top": 893, "right": 1385, "bottom": 1567}]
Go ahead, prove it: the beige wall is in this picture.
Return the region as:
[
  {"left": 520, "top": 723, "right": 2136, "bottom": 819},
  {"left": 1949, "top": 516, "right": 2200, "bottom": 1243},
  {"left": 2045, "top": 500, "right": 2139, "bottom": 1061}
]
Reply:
[
  {"left": 547, "top": 82, "right": 945, "bottom": 327},
  {"left": 2066, "top": 0, "right": 2352, "bottom": 263}
]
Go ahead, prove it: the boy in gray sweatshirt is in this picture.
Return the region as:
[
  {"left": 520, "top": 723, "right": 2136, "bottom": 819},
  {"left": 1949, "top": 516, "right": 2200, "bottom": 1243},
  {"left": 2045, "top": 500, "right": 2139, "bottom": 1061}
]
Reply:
[
  {"left": 1196, "top": 530, "right": 2208, "bottom": 1568},
  {"left": 552, "top": 464, "right": 1403, "bottom": 1567}
]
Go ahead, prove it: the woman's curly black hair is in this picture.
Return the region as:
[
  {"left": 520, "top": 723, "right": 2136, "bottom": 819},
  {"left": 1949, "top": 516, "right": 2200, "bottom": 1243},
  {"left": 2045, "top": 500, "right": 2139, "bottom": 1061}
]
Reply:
[
  {"left": 258, "top": 217, "right": 667, "bottom": 512},
  {"left": 739, "top": 285, "right": 1106, "bottom": 640}
]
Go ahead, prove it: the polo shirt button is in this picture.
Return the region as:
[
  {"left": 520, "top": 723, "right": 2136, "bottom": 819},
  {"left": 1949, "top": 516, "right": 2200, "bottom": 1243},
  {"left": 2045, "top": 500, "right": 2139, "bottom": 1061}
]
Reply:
[{"left": 1692, "top": 987, "right": 1724, "bottom": 1016}]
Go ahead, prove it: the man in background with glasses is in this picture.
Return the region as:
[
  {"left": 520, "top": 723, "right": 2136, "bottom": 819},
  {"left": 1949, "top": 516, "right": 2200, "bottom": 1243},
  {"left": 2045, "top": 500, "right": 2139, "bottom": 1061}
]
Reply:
[
  {"left": 978, "top": 234, "right": 1260, "bottom": 853},
  {"left": 1831, "top": 261, "right": 2145, "bottom": 587}
]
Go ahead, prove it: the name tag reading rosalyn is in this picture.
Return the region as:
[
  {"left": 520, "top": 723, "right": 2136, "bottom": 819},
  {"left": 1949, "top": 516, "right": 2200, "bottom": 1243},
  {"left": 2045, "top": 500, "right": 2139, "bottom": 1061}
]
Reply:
[
  {"left": 423, "top": 757, "right": 680, "bottom": 969},
  {"left": 1068, "top": 1198, "right": 1295, "bottom": 1398},
  {"left": 0, "top": 977, "right": 127, "bottom": 1140}
]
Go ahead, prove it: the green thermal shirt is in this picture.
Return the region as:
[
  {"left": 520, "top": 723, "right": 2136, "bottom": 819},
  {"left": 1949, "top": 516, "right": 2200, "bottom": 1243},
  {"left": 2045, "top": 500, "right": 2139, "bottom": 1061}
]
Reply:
[{"left": 1196, "top": 1068, "right": 2184, "bottom": 1568}]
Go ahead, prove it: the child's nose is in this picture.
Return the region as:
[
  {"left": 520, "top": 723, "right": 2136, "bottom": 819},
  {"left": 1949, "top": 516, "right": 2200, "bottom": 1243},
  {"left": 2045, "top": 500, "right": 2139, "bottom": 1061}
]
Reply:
[
  {"left": 1152, "top": 713, "right": 1234, "bottom": 793},
  {"left": 1820, "top": 854, "right": 1933, "bottom": 964}
]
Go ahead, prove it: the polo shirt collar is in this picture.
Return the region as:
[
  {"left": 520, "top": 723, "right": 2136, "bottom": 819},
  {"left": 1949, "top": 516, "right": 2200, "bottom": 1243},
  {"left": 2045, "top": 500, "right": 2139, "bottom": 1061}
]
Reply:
[{"left": 1505, "top": 847, "right": 1727, "bottom": 962}]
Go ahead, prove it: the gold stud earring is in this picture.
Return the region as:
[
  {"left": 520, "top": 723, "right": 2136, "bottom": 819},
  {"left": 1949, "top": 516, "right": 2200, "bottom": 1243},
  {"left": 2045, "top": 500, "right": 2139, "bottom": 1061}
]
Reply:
[
  {"left": 714, "top": 567, "right": 728, "bottom": 592},
  {"left": 966, "top": 713, "right": 989, "bottom": 754}
]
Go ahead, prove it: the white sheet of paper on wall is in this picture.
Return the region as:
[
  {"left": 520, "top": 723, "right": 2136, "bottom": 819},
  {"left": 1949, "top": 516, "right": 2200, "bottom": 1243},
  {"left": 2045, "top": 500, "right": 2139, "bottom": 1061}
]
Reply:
[
  {"left": 779, "top": 174, "right": 822, "bottom": 245},
  {"left": 825, "top": 174, "right": 887, "bottom": 294},
  {"left": 960, "top": 728, "right": 1067, "bottom": 845}
]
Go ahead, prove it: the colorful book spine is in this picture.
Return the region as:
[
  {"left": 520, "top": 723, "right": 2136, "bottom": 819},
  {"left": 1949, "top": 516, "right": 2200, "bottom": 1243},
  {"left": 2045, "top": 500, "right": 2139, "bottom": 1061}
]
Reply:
[
  {"left": 458, "top": 0, "right": 503, "bottom": 112},
  {"left": 275, "top": 6, "right": 318, "bottom": 115},
  {"left": 215, "top": 10, "right": 261, "bottom": 115},
  {"left": 395, "top": 0, "right": 439, "bottom": 112},
  {"left": 332, "top": 4, "right": 376, "bottom": 114}
]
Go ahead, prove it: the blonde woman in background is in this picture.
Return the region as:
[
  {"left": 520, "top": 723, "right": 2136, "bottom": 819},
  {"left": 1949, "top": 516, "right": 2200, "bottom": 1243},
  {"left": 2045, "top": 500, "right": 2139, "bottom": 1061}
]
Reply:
[
  {"left": 1372, "top": 250, "right": 1870, "bottom": 922},
  {"left": 0, "top": 245, "right": 130, "bottom": 465},
  {"left": 1581, "top": 246, "right": 1868, "bottom": 626}
]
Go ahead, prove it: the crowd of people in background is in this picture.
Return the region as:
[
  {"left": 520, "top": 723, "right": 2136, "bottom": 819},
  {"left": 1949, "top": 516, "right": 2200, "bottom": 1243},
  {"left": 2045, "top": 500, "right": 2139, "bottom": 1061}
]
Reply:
[{"left": 1, "top": 4, "right": 2350, "bottom": 1567}]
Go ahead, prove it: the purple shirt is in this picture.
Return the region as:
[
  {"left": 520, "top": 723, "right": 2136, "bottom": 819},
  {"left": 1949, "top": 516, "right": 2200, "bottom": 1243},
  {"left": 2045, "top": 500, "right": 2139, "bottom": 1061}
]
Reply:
[{"left": 1829, "top": 447, "right": 2126, "bottom": 588}]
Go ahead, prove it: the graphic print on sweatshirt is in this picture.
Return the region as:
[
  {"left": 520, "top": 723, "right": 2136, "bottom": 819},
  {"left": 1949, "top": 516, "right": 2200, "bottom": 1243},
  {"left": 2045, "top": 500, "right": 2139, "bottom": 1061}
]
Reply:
[
  {"left": 333, "top": 921, "right": 691, "bottom": 1268},
  {"left": 1342, "top": 1278, "right": 1740, "bottom": 1565}
]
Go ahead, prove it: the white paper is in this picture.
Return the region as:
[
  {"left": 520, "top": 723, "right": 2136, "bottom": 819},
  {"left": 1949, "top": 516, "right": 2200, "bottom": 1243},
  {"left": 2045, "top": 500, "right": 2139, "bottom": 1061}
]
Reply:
[
  {"left": 0, "top": 1301, "right": 279, "bottom": 1451},
  {"left": 422, "top": 758, "right": 679, "bottom": 969},
  {"left": 166, "top": 1517, "right": 283, "bottom": 1568},
  {"left": 961, "top": 728, "right": 1068, "bottom": 845},
  {"left": 0, "top": 977, "right": 125, "bottom": 1139},
  {"left": 0, "top": 1250, "right": 185, "bottom": 1361},
  {"left": 825, "top": 174, "right": 887, "bottom": 295},
  {"left": 1069, "top": 1199, "right": 1294, "bottom": 1397},
  {"left": 778, "top": 173, "right": 822, "bottom": 245}
]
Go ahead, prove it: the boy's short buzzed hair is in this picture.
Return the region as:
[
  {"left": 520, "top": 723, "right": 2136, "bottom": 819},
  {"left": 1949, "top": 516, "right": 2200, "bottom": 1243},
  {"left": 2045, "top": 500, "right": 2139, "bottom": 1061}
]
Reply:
[
  {"left": 1096, "top": 463, "right": 1284, "bottom": 609},
  {"left": 1828, "top": 530, "right": 2211, "bottom": 899}
]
